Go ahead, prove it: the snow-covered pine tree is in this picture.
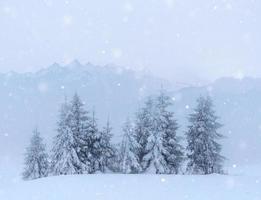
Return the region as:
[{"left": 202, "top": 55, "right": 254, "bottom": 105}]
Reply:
[
  {"left": 147, "top": 90, "right": 183, "bottom": 174},
  {"left": 186, "top": 95, "right": 224, "bottom": 174},
  {"left": 22, "top": 128, "right": 49, "bottom": 180},
  {"left": 97, "top": 119, "right": 116, "bottom": 173},
  {"left": 68, "top": 93, "right": 94, "bottom": 174},
  {"left": 154, "top": 90, "right": 184, "bottom": 174},
  {"left": 119, "top": 118, "right": 141, "bottom": 173},
  {"left": 50, "top": 96, "right": 86, "bottom": 175},
  {"left": 132, "top": 97, "right": 154, "bottom": 172},
  {"left": 80, "top": 110, "right": 100, "bottom": 173}
]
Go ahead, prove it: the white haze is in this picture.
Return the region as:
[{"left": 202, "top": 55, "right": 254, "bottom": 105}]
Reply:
[{"left": 0, "top": 0, "right": 260, "bottom": 83}]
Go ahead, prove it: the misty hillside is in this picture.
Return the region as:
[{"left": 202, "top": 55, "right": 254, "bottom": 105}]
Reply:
[
  {"left": 171, "top": 77, "right": 261, "bottom": 167},
  {"left": 0, "top": 61, "right": 168, "bottom": 177},
  {"left": 0, "top": 62, "right": 261, "bottom": 179}
]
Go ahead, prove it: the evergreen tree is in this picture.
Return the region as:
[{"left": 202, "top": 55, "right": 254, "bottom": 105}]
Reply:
[
  {"left": 154, "top": 91, "right": 184, "bottom": 174},
  {"left": 97, "top": 119, "right": 116, "bottom": 173},
  {"left": 80, "top": 110, "right": 100, "bottom": 173},
  {"left": 148, "top": 91, "right": 184, "bottom": 174},
  {"left": 50, "top": 99, "right": 85, "bottom": 175},
  {"left": 132, "top": 97, "right": 154, "bottom": 172},
  {"left": 23, "top": 129, "right": 49, "bottom": 180},
  {"left": 119, "top": 118, "right": 141, "bottom": 173},
  {"left": 186, "top": 96, "right": 224, "bottom": 174}
]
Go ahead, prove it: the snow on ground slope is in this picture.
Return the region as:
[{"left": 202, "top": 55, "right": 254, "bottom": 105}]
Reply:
[{"left": 1, "top": 174, "right": 260, "bottom": 200}]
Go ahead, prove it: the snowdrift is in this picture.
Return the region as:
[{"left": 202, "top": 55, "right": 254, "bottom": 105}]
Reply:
[{"left": 1, "top": 174, "right": 260, "bottom": 200}]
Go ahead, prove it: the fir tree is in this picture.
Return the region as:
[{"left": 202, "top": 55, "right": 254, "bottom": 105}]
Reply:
[
  {"left": 80, "top": 110, "right": 100, "bottom": 173},
  {"left": 23, "top": 129, "right": 49, "bottom": 180},
  {"left": 186, "top": 96, "right": 225, "bottom": 174},
  {"left": 154, "top": 91, "right": 184, "bottom": 174},
  {"left": 119, "top": 118, "right": 141, "bottom": 173},
  {"left": 68, "top": 94, "right": 92, "bottom": 173},
  {"left": 132, "top": 97, "right": 154, "bottom": 172},
  {"left": 97, "top": 119, "right": 116, "bottom": 173},
  {"left": 148, "top": 91, "right": 184, "bottom": 174},
  {"left": 50, "top": 99, "right": 85, "bottom": 175}
]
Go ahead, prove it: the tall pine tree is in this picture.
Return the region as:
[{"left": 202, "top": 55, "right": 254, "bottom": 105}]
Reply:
[
  {"left": 119, "top": 118, "right": 141, "bottom": 173},
  {"left": 80, "top": 110, "right": 101, "bottom": 173},
  {"left": 147, "top": 91, "right": 184, "bottom": 174},
  {"left": 97, "top": 118, "right": 116, "bottom": 173},
  {"left": 50, "top": 99, "right": 85, "bottom": 175},
  {"left": 23, "top": 129, "right": 49, "bottom": 180},
  {"left": 186, "top": 96, "right": 224, "bottom": 174},
  {"left": 132, "top": 97, "right": 154, "bottom": 172},
  {"left": 154, "top": 91, "right": 184, "bottom": 174}
]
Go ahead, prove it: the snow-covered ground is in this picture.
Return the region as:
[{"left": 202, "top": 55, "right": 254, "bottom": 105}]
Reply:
[{"left": 1, "top": 173, "right": 260, "bottom": 200}]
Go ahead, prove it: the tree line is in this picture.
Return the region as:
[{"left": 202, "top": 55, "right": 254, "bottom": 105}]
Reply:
[{"left": 22, "top": 91, "right": 225, "bottom": 180}]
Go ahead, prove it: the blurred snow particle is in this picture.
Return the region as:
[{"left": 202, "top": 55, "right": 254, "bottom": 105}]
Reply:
[
  {"left": 165, "top": 0, "right": 175, "bottom": 8},
  {"left": 172, "top": 97, "right": 176, "bottom": 101},
  {"left": 161, "top": 178, "right": 166, "bottom": 183},
  {"left": 2, "top": 5, "right": 16, "bottom": 18},
  {"left": 173, "top": 93, "right": 182, "bottom": 102},
  {"left": 38, "top": 82, "right": 48, "bottom": 93},
  {"left": 185, "top": 105, "right": 190, "bottom": 109},
  {"left": 117, "top": 83, "right": 121, "bottom": 87},
  {"left": 43, "top": 0, "right": 53, "bottom": 7},
  {"left": 122, "top": 16, "right": 129, "bottom": 23},
  {"left": 225, "top": 3, "right": 233, "bottom": 10},
  {"left": 4, "top": 133, "right": 9, "bottom": 137},
  {"left": 63, "top": 15, "right": 73, "bottom": 26},
  {"left": 233, "top": 70, "right": 245, "bottom": 80},
  {"left": 111, "top": 48, "right": 123, "bottom": 59},
  {"left": 61, "top": 85, "right": 65, "bottom": 90},
  {"left": 232, "top": 164, "right": 237, "bottom": 168},
  {"left": 123, "top": 2, "right": 134, "bottom": 13},
  {"left": 3, "top": 6, "right": 11, "bottom": 14}
]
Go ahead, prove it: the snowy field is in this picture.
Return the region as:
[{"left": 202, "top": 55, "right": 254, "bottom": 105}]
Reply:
[{"left": 1, "top": 173, "right": 260, "bottom": 200}]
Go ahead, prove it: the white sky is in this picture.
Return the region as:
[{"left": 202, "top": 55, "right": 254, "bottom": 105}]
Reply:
[{"left": 0, "top": 0, "right": 260, "bottom": 83}]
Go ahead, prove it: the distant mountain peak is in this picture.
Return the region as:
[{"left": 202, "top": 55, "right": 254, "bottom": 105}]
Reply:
[{"left": 65, "top": 59, "right": 82, "bottom": 69}]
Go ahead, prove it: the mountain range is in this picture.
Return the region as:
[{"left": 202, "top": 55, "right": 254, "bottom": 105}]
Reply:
[{"left": 0, "top": 61, "right": 260, "bottom": 179}]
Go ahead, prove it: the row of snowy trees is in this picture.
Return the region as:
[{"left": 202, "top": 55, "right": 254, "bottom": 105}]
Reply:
[{"left": 23, "top": 92, "right": 225, "bottom": 180}]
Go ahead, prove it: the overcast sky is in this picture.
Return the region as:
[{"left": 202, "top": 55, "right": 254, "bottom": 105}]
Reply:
[{"left": 0, "top": 0, "right": 260, "bottom": 83}]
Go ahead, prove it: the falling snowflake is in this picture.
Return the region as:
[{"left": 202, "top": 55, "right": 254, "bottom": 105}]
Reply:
[
  {"left": 111, "top": 48, "right": 123, "bottom": 59},
  {"left": 233, "top": 70, "right": 245, "bottom": 80},
  {"left": 123, "top": 2, "right": 134, "bottom": 13},
  {"left": 165, "top": 0, "right": 175, "bottom": 8},
  {"left": 63, "top": 15, "right": 73, "bottom": 26},
  {"left": 3, "top": 6, "right": 11, "bottom": 14},
  {"left": 160, "top": 178, "right": 166, "bottom": 183}
]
